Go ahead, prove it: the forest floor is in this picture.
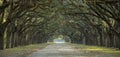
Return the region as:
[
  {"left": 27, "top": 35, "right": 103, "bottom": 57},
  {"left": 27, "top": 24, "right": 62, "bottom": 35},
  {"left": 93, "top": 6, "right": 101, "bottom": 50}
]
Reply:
[
  {"left": 0, "top": 43, "right": 120, "bottom": 57},
  {"left": 71, "top": 44, "right": 120, "bottom": 57},
  {"left": 0, "top": 43, "right": 50, "bottom": 57}
]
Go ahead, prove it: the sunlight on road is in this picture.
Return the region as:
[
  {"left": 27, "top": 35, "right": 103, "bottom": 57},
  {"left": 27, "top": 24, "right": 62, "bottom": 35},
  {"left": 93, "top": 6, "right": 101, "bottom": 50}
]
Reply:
[
  {"left": 54, "top": 42, "right": 65, "bottom": 43},
  {"left": 53, "top": 38, "right": 65, "bottom": 43}
]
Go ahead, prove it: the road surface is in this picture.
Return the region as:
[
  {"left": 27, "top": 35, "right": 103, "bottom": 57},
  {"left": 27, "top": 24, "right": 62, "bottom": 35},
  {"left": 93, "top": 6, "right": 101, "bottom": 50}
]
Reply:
[{"left": 28, "top": 43, "right": 112, "bottom": 57}]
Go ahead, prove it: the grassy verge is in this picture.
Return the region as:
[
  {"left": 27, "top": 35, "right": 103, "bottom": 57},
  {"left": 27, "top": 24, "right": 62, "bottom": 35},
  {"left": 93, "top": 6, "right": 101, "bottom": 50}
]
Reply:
[
  {"left": 70, "top": 44, "right": 120, "bottom": 57},
  {"left": 0, "top": 43, "right": 51, "bottom": 57}
]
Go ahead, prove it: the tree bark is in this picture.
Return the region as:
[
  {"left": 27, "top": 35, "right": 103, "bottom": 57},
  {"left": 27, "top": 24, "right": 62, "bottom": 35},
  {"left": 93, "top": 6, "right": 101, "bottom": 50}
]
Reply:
[{"left": 0, "top": 31, "right": 4, "bottom": 49}]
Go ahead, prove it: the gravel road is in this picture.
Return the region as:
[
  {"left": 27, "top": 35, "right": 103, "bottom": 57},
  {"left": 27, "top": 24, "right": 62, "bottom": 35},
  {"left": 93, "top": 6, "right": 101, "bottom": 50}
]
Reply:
[{"left": 28, "top": 43, "right": 112, "bottom": 57}]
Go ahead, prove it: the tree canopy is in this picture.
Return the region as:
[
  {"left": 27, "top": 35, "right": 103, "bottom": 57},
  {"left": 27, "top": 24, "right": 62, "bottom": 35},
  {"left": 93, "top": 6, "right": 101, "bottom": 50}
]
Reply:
[{"left": 0, "top": 0, "right": 120, "bottom": 50}]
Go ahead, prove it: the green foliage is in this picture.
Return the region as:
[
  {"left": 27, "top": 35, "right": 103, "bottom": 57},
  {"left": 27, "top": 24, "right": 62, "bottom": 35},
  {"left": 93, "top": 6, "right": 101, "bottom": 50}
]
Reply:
[{"left": 0, "top": 0, "right": 120, "bottom": 50}]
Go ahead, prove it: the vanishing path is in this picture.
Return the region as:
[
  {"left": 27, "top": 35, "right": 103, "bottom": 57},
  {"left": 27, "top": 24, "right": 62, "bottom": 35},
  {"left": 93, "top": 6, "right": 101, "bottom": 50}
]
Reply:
[{"left": 28, "top": 43, "right": 112, "bottom": 57}]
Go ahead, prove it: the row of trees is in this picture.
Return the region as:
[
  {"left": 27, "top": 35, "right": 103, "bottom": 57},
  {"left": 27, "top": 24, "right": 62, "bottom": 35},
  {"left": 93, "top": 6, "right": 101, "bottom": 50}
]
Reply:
[
  {"left": 0, "top": 0, "right": 120, "bottom": 50},
  {"left": 59, "top": 0, "right": 120, "bottom": 49},
  {"left": 0, "top": 0, "right": 61, "bottom": 50}
]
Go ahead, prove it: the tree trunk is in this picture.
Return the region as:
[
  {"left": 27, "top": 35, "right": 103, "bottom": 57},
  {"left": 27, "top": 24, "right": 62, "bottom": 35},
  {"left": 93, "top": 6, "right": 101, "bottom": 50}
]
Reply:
[
  {"left": 0, "top": 31, "right": 4, "bottom": 50},
  {"left": 0, "top": 26, "right": 7, "bottom": 49},
  {"left": 11, "top": 32, "right": 15, "bottom": 48},
  {"left": 6, "top": 31, "right": 11, "bottom": 48}
]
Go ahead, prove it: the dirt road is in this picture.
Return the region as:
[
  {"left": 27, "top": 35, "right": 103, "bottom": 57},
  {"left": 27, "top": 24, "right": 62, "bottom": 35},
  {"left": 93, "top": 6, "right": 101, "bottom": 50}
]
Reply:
[{"left": 28, "top": 43, "right": 112, "bottom": 57}]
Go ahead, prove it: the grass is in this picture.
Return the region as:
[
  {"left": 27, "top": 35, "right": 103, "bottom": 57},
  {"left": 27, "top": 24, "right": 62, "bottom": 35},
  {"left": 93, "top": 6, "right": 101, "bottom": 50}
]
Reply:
[
  {"left": 0, "top": 43, "right": 51, "bottom": 57},
  {"left": 70, "top": 44, "right": 120, "bottom": 57}
]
